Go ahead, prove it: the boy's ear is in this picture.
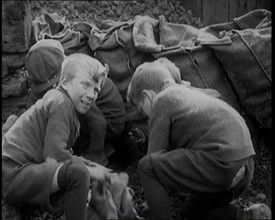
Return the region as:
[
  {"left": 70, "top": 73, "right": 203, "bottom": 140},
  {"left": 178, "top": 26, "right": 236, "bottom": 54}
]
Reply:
[
  {"left": 101, "top": 64, "right": 109, "bottom": 78},
  {"left": 141, "top": 90, "right": 154, "bottom": 101},
  {"left": 60, "top": 76, "right": 68, "bottom": 90}
]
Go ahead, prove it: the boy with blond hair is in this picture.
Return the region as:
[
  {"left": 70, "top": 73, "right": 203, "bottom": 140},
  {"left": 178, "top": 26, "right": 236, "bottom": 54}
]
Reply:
[
  {"left": 2, "top": 53, "right": 111, "bottom": 220},
  {"left": 25, "top": 39, "right": 125, "bottom": 166},
  {"left": 127, "top": 61, "right": 271, "bottom": 220}
]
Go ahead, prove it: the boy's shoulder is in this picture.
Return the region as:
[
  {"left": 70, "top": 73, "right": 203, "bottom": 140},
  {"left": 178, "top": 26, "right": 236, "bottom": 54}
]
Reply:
[
  {"left": 43, "top": 88, "right": 65, "bottom": 101},
  {"left": 157, "top": 84, "right": 186, "bottom": 100},
  {"left": 154, "top": 84, "right": 208, "bottom": 107},
  {"left": 153, "top": 84, "right": 182, "bottom": 108},
  {"left": 41, "top": 88, "right": 74, "bottom": 111}
]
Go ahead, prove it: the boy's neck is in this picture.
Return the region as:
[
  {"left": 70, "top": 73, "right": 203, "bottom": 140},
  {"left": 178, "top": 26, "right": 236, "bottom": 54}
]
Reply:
[{"left": 161, "top": 80, "right": 175, "bottom": 91}]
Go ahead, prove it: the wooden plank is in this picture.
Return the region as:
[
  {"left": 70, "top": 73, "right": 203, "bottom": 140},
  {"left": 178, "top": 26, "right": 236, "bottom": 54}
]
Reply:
[
  {"left": 2, "top": 1, "right": 32, "bottom": 53},
  {"left": 2, "top": 78, "right": 28, "bottom": 99},
  {"left": 202, "top": 0, "right": 229, "bottom": 25},
  {"left": 2, "top": 53, "right": 27, "bottom": 78},
  {"left": 2, "top": 69, "right": 28, "bottom": 99},
  {"left": 180, "top": 0, "right": 202, "bottom": 19},
  {"left": 229, "top": 0, "right": 257, "bottom": 21},
  {"left": 265, "top": 0, "right": 272, "bottom": 10},
  {"left": 193, "top": 0, "right": 203, "bottom": 23},
  {"left": 257, "top": 0, "right": 272, "bottom": 10},
  {"left": 2, "top": 96, "right": 28, "bottom": 108},
  {"left": 2, "top": 96, "right": 28, "bottom": 124},
  {"left": 180, "top": 0, "right": 270, "bottom": 25}
]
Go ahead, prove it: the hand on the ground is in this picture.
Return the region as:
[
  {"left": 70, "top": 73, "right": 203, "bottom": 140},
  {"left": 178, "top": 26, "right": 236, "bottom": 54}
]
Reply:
[{"left": 129, "top": 128, "right": 146, "bottom": 144}]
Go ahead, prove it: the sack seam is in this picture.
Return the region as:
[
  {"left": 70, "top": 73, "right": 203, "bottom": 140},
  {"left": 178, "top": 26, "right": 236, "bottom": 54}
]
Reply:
[{"left": 233, "top": 30, "right": 271, "bottom": 82}]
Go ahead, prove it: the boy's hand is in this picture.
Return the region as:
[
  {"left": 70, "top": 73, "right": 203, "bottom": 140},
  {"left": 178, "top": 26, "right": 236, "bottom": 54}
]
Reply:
[
  {"left": 71, "top": 156, "right": 112, "bottom": 184},
  {"left": 86, "top": 162, "right": 112, "bottom": 185},
  {"left": 129, "top": 128, "right": 146, "bottom": 144}
]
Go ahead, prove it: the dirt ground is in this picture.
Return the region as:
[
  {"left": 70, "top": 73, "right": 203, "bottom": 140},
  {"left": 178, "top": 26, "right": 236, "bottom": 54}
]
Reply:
[{"left": 2, "top": 1, "right": 272, "bottom": 219}]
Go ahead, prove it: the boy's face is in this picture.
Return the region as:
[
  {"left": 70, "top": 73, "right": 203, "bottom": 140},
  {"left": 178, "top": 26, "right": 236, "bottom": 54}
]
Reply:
[{"left": 62, "top": 70, "right": 102, "bottom": 114}]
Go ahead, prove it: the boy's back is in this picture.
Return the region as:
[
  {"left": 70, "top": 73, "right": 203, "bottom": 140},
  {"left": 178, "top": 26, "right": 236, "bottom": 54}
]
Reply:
[{"left": 148, "top": 83, "right": 255, "bottom": 161}]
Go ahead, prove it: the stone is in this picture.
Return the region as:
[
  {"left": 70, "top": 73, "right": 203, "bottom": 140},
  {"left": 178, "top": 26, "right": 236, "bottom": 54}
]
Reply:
[
  {"left": 2, "top": 1, "right": 32, "bottom": 53},
  {"left": 2, "top": 75, "right": 28, "bottom": 98},
  {"left": 2, "top": 53, "right": 27, "bottom": 78}
]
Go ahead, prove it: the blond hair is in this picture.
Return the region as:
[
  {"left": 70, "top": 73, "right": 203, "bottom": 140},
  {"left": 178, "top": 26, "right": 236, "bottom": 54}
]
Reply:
[
  {"left": 61, "top": 53, "right": 109, "bottom": 83},
  {"left": 127, "top": 61, "right": 174, "bottom": 104}
]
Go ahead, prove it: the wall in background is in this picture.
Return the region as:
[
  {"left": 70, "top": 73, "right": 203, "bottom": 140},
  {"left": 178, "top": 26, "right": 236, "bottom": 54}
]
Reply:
[{"left": 181, "top": 0, "right": 271, "bottom": 25}]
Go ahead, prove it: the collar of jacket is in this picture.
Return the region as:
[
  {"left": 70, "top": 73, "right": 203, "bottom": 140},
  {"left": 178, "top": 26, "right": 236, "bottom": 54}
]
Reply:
[{"left": 56, "top": 85, "right": 80, "bottom": 137}]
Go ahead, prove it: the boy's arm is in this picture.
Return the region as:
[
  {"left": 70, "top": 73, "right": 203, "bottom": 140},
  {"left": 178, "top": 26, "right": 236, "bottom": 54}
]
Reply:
[
  {"left": 147, "top": 99, "right": 171, "bottom": 155},
  {"left": 43, "top": 105, "right": 74, "bottom": 162}
]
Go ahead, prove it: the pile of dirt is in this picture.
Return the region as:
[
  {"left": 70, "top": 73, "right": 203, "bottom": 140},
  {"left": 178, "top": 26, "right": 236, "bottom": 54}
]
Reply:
[{"left": 29, "top": 0, "right": 204, "bottom": 28}]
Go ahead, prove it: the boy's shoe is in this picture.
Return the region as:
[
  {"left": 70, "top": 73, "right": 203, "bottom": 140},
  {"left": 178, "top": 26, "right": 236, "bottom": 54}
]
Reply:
[{"left": 241, "top": 203, "right": 271, "bottom": 219}]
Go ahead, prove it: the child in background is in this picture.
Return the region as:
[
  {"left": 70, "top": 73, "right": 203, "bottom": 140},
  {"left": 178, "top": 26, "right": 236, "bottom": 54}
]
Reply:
[
  {"left": 127, "top": 61, "right": 271, "bottom": 220},
  {"left": 25, "top": 39, "right": 126, "bottom": 166},
  {"left": 2, "top": 53, "right": 111, "bottom": 220}
]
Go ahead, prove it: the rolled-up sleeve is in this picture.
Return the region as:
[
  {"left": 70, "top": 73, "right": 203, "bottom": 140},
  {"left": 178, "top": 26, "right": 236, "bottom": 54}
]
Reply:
[{"left": 147, "top": 97, "right": 171, "bottom": 155}]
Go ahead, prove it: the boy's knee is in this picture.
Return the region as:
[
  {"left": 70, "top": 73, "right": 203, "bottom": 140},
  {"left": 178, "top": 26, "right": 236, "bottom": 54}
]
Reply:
[
  {"left": 67, "top": 159, "right": 90, "bottom": 181},
  {"left": 59, "top": 159, "right": 90, "bottom": 189},
  {"left": 138, "top": 155, "right": 152, "bottom": 175}
]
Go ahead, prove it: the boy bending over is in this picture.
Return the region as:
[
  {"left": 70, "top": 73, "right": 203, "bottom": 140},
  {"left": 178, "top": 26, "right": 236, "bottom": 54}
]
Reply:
[
  {"left": 2, "top": 53, "right": 111, "bottom": 220},
  {"left": 127, "top": 61, "right": 271, "bottom": 220}
]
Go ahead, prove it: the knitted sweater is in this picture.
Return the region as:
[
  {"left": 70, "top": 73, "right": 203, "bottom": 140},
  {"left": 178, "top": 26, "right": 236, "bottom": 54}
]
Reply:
[{"left": 148, "top": 83, "right": 255, "bottom": 162}]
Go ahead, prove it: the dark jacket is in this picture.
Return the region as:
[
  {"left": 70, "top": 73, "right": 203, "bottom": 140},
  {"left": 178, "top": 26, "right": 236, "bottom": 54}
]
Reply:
[
  {"left": 3, "top": 86, "right": 80, "bottom": 164},
  {"left": 148, "top": 83, "right": 255, "bottom": 162},
  {"left": 2, "top": 86, "right": 80, "bottom": 212}
]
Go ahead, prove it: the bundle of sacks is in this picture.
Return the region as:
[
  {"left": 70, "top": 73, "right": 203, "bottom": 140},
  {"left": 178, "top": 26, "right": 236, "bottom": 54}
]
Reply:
[{"left": 86, "top": 172, "right": 139, "bottom": 220}]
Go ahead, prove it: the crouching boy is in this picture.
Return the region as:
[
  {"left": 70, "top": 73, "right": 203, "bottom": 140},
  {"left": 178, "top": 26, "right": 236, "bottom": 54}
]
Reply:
[
  {"left": 2, "top": 53, "right": 111, "bottom": 220},
  {"left": 127, "top": 61, "right": 271, "bottom": 220},
  {"left": 25, "top": 39, "right": 125, "bottom": 166}
]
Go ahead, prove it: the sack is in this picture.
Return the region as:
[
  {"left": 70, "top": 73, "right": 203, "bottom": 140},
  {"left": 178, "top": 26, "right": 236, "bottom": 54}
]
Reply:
[
  {"left": 31, "top": 10, "right": 271, "bottom": 131},
  {"left": 200, "top": 9, "right": 272, "bottom": 128},
  {"left": 89, "top": 20, "right": 153, "bottom": 100},
  {"left": 133, "top": 15, "right": 242, "bottom": 112},
  {"left": 87, "top": 172, "right": 138, "bottom": 220},
  {"left": 132, "top": 10, "right": 271, "bottom": 130}
]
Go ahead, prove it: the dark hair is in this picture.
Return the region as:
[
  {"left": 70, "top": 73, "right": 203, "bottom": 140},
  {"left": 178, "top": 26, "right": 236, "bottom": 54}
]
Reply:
[{"left": 127, "top": 61, "right": 174, "bottom": 104}]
